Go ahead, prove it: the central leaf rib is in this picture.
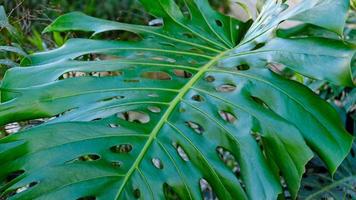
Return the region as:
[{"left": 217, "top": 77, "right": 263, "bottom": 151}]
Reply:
[{"left": 115, "top": 50, "right": 228, "bottom": 198}]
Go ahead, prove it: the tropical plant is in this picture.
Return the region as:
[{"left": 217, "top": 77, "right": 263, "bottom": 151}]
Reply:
[{"left": 0, "top": 0, "right": 355, "bottom": 200}]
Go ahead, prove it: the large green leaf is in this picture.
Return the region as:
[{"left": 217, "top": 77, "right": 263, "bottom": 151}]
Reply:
[
  {"left": 0, "top": 0, "right": 354, "bottom": 199},
  {"left": 300, "top": 140, "right": 356, "bottom": 199}
]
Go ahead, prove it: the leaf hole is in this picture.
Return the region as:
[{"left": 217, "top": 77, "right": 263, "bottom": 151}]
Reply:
[
  {"left": 199, "top": 179, "right": 217, "bottom": 200},
  {"left": 77, "top": 154, "right": 101, "bottom": 162},
  {"left": 216, "top": 147, "right": 241, "bottom": 177},
  {"left": 141, "top": 71, "right": 172, "bottom": 80},
  {"left": 172, "top": 142, "right": 189, "bottom": 161},
  {"left": 133, "top": 188, "right": 141, "bottom": 198},
  {"left": 4, "top": 170, "right": 25, "bottom": 184},
  {"left": 163, "top": 183, "right": 181, "bottom": 200},
  {"left": 77, "top": 196, "right": 96, "bottom": 200},
  {"left": 147, "top": 106, "right": 161, "bottom": 113},
  {"left": 236, "top": 64, "right": 250, "bottom": 71},
  {"left": 191, "top": 94, "right": 204, "bottom": 102},
  {"left": 8, "top": 181, "right": 39, "bottom": 197},
  {"left": 174, "top": 69, "right": 192, "bottom": 79},
  {"left": 252, "top": 43, "right": 266, "bottom": 50},
  {"left": 100, "top": 96, "right": 124, "bottom": 102},
  {"left": 217, "top": 84, "right": 236, "bottom": 93},
  {"left": 148, "top": 18, "right": 163, "bottom": 26},
  {"left": 204, "top": 75, "right": 215, "bottom": 83},
  {"left": 108, "top": 123, "right": 120, "bottom": 128},
  {"left": 152, "top": 158, "right": 164, "bottom": 169},
  {"left": 185, "top": 121, "right": 204, "bottom": 134},
  {"left": 118, "top": 111, "right": 150, "bottom": 124},
  {"left": 219, "top": 111, "right": 237, "bottom": 123},
  {"left": 110, "top": 144, "right": 133, "bottom": 153},
  {"left": 215, "top": 20, "right": 223, "bottom": 27},
  {"left": 251, "top": 96, "right": 270, "bottom": 109}
]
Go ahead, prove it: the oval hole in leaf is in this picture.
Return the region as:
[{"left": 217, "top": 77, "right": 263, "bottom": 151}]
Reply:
[
  {"left": 215, "top": 20, "right": 223, "bottom": 27},
  {"left": 9, "top": 181, "right": 39, "bottom": 197},
  {"left": 236, "top": 64, "right": 250, "bottom": 71},
  {"left": 152, "top": 158, "right": 164, "bottom": 169},
  {"left": 133, "top": 188, "right": 141, "bottom": 198},
  {"left": 216, "top": 146, "right": 242, "bottom": 178},
  {"left": 204, "top": 75, "right": 215, "bottom": 83},
  {"left": 148, "top": 106, "right": 161, "bottom": 113},
  {"left": 219, "top": 111, "right": 237, "bottom": 123},
  {"left": 251, "top": 96, "right": 270, "bottom": 109},
  {"left": 100, "top": 96, "right": 124, "bottom": 102},
  {"left": 174, "top": 69, "right": 192, "bottom": 78},
  {"left": 77, "top": 154, "right": 101, "bottom": 162},
  {"left": 163, "top": 183, "right": 180, "bottom": 200},
  {"left": 141, "top": 71, "right": 172, "bottom": 80},
  {"left": 110, "top": 144, "right": 133, "bottom": 153},
  {"left": 191, "top": 94, "right": 204, "bottom": 102},
  {"left": 172, "top": 142, "right": 189, "bottom": 161},
  {"left": 77, "top": 196, "right": 96, "bottom": 200},
  {"left": 217, "top": 84, "right": 236, "bottom": 93},
  {"left": 108, "top": 123, "right": 119, "bottom": 128},
  {"left": 185, "top": 121, "right": 204, "bottom": 134},
  {"left": 4, "top": 170, "right": 25, "bottom": 184},
  {"left": 118, "top": 111, "right": 150, "bottom": 124},
  {"left": 199, "top": 178, "right": 217, "bottom": 200}
]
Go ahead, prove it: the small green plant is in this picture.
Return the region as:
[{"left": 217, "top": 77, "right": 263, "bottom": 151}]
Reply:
[{"left": 0, "top": 0, "right": 355, "bottom": 199}]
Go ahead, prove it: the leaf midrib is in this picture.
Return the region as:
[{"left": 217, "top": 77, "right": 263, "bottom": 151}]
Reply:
[{"left": 114, "top": 50, "right": 229, "bottom": 199}]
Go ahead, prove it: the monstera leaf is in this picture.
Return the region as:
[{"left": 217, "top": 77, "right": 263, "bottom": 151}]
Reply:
[
  {"left": 300, "top": 141, "right": 356, "bottom": 199},
  {"left": 0, "top": 0, "right": 354, "bottom": 199}
]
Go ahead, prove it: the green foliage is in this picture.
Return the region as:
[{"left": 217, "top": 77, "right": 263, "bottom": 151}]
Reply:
[{"left": 0, "top": 0, "right": 355, "bottom": 200}]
